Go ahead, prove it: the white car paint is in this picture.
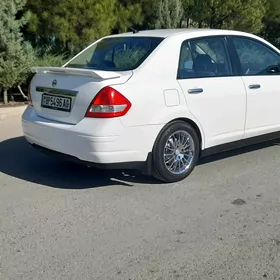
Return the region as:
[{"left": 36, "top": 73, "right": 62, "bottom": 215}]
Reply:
[
  {"left": 242, "top": 75, "right": 280, "bottom": 138},
  {"left": 22, "top": 28, "right": 280, "bottom": 179},
  {"left": 177, "top": 76, "right": 247, "bottom": 147},
  {"left": 22, "top": 106, "right": 162, "bottom": 163}
]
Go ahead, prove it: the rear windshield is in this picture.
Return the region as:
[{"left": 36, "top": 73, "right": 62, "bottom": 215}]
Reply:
[{"left": 65, "top": 36, "right": 164, "bottom": 71}]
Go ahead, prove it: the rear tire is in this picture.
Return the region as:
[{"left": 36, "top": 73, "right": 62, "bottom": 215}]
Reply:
[{"left": 152, "top": 121, "right": 200, "bottom": 183}]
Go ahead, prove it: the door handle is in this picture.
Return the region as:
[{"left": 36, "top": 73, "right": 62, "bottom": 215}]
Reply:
[
  {"left": 188, "top": 88, "right": 203, "bottom": 94},
  {"left": 249, "top": 84, "right": 261, "bottom": 89}
]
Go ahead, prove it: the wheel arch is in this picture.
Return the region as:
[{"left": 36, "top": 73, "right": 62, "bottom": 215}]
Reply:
[
  {"left": 167, "top": 117, "right": 205, "bottom": 150},
  {"left": 151, "top": 117, "right": 205, "bottom": 155}
]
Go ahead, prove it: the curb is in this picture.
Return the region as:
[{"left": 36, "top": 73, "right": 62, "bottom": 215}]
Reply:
[{"left": 0, "top": 105, "right": 27, "bottom": 122}]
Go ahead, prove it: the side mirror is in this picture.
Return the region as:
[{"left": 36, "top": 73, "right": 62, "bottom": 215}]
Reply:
[{"left": 267, "top": 65, "right": 280, "bottom": 74}]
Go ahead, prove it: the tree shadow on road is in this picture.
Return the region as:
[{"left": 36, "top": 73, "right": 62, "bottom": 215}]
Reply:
[
  {"left": 0, "top": 136, "right": 159, "bottom": 189},
  {"left": 0, "top": 136, "right": 280, "bottom": 189}
]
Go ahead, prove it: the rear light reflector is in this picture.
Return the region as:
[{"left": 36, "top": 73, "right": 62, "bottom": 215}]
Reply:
[{"left": 85, "top": 86, "right": 131, "bottom": 118}]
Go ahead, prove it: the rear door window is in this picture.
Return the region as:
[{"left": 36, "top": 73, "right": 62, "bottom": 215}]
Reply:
[
  {"left": 66, "top": 37, "right": 164, "bottom": 71},
  {"left": 178, "top": 36, "right": 233, "bottom": 79}
]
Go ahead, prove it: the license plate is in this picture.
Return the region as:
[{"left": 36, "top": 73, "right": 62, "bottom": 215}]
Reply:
[{"left": 41, "top": 94, "right": 72, "bottom": 112}]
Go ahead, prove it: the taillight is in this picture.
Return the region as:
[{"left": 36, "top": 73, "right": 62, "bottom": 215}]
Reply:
[
  {"left": 85, "top": 86, "right": 131, "bottom": 118},
  {"left": 28, "top": 84, "right": 33, "bottom": 106}
]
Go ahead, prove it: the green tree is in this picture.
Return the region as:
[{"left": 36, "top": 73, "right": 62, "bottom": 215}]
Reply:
[
  {"left": 26, "top": 0, "right": 118, "bottom": 54},
  {"left": 113, "top": 0, "right": 143, "bottom": 33},
  {"left": 180, "top": 0, "right": 195, "bottom": 27},
  {"left": 155, "top": 0, "right": 184, "bottom": 29},
  {"left": 226, "top": 0, "right": 266, "bottom": 33},
  {"left": 191, "top": 0, "right": 265, "bottom": 33},
  {"left": 262, "top": 0, "right": 280, "bottom": 47},
  {"left": 0, "top": 0, "right": 34, "bottom": 104},
  {"left": 131, "top": 0, "right": 160, "bottom": 30}
]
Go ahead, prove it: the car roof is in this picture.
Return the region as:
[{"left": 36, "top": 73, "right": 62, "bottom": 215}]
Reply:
[
  {"left": 106, "top": 28, "right": 253, "bottom": 39},
  {"left": 99, "top": 28, "right": 279, "bottom": 54}
]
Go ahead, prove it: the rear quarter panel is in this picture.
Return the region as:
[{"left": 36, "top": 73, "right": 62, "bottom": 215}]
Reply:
[
  {"left": 113, "top": 36, "right": 189, "bottom": 125},
  {"left": 112, "top": 36, "right": 206, "bottom": 148}
]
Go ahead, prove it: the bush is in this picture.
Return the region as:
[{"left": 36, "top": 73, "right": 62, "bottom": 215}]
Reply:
[
  {"left": 14, "top": 49, "right": 70, "bottom": 101},
  {"left": 23, "top": 48, "right": 69, "bottom": 86},
  {"left": 33, "top": 47, "right": 69, "bottom": 67}
]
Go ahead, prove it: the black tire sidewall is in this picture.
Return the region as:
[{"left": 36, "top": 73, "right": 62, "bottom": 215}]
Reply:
[{"left": 153, "top": 121, "right": 200, "bottom": 183}]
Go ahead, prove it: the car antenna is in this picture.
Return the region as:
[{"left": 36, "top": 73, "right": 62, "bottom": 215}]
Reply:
[{"left": 128, "top": 27, "right": 139, "bottom": 34}]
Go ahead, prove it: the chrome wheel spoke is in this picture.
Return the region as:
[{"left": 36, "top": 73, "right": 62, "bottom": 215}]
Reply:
[
  {"left": 165, "top": 146, "right": 175, "bottom": 153},
  {"left": 178, "top": 160, "right": 183, "bottom": 171},
  {"left": 165, "top": 155, "right": 175, "bottom": 164},
  {"left": 182, "top": 138, "right": 190, "bottom": 149},
  {"left": 164, "top": 153, "right": 173, "bottom": 158},
  {"left": 182, "top": 155, "right": 191, "bottom": 166},
  {"left": 182, "top": 135, "right": 189, "bottom": 147},
  {"left": 169, "top": 160, "right": 177, "bottom": 172},
  {"left": 167, "top": 136, "right": 176, "bottom": 150}
]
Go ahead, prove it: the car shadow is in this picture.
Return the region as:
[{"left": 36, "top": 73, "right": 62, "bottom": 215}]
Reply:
[
  {"left": 0, "top": 136, "right": 279, "bottom": 189},
  {"left": 0, "top": 136, "right": 159, "bottom": 189}
]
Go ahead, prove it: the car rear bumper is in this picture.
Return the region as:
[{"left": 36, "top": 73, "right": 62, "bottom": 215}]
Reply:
[
  {"left": 21, "top": 106, "right": 162, "bottom": 171},
  {"left": 30, "top": 143, "right": 152, "bottom": 173}
]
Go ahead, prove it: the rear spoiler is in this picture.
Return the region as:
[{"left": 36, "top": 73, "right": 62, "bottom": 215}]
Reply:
[{"left": 31, "top": 67, "right": 121, "bottom": 80}]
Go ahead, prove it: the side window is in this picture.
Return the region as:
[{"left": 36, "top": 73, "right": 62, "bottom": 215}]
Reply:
[
  {"left": 178, "top": 43, "right": 195, "bottom": 78},
  {"left": 232, "top": 37, "right": 280, "bottom": 75},
  {"left": 178, "top": 37, "right": 233, "bottom": 79}
]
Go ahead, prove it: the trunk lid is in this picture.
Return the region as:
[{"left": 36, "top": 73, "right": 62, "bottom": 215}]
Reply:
[{"left": 30, "top": 67, "right": 133, "bottom": 124}]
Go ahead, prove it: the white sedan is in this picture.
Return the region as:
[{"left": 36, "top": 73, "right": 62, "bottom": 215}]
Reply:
[{"left": 22, "top": 28, "right": 280, "bottom": 183}]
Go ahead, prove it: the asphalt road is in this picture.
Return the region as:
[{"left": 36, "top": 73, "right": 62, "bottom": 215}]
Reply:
[{"left": 1, "top": 115, "right": 280, "bottom": 280}]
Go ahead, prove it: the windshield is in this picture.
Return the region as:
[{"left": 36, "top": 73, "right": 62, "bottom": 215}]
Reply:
[{"left": 65, "top": 36, "right": 164, "bottom": 71}]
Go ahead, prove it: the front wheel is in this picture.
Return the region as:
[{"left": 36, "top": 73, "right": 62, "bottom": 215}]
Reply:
[{"left": 152, "top": 121, "right": 200, "bottom": 183}]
